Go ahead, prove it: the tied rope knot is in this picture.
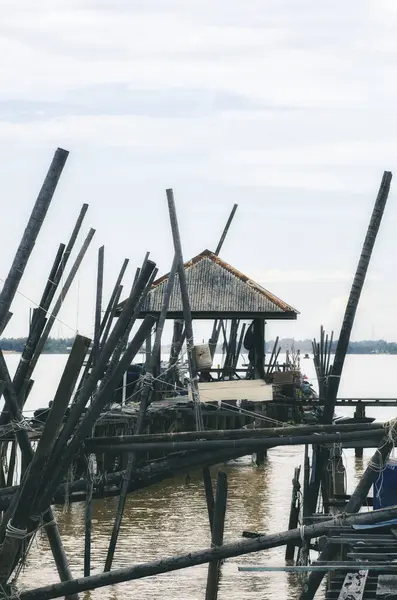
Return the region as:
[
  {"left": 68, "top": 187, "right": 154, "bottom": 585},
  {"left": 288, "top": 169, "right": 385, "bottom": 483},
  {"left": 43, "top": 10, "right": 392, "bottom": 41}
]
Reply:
[
  {"left": 5, "top": 521, "right": 27, "bottom": 541},
  {"left": 11, "top": 418, "right": 33, "bottom": 433},
  {"left": 0, "top": 583, "right": 19, "bottom": 600},
  {"left": 368, "top": 418, "right": 397, "bottom": 502},
  {"left": 141, "top": 372, "right": 154, "bottom": 389},
  {"left": 336, "top": 511, "right": 348, "bottom": 527},
  {"left": 385, "top": 417, "right": 397, "bottom": 445}
]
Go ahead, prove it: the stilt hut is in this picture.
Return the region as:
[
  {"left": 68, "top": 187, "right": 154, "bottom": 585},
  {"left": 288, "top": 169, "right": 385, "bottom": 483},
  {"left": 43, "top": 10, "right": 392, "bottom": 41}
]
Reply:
[{"left": 115, "top": 249, "right": 299, "bottom": 405}]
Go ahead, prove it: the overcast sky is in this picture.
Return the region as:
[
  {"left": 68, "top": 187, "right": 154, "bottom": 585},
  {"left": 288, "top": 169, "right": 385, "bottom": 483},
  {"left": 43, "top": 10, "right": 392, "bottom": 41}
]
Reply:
[{"left": 1, "top": 0, "right": 397, "bottom": 345}]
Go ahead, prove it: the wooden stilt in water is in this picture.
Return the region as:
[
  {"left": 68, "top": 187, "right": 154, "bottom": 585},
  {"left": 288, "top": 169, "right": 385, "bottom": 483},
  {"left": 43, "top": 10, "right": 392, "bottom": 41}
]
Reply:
[
  {"left": 354, "top": 404, "right": 366, "bottom": 458},
  {"left": 84, "top": 456, "right": 94, "bottom": 577},
  {"left": 203, "top": 467, "right": 214, "bottom": 532},
  {"left": 15, "top": 505, "right": 397, "bottom": 600},
  {"left": 285, "top": 466, "right": 301, "bottom": 561},
  {"left": 205, "top": 471, "right": 228, "bottom": 600}
]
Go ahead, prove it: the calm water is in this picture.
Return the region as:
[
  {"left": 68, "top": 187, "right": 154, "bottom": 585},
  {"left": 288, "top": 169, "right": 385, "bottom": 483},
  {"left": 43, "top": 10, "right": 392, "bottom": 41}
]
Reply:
[{"left": 3, "top": 353, "right": 397, "bottom": 599}]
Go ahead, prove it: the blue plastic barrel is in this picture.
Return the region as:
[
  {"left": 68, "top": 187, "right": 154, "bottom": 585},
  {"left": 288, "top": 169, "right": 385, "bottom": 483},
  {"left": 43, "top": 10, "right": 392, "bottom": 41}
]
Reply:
[{"left": 373, "top": 458, "right": 397, "bottom": 510}]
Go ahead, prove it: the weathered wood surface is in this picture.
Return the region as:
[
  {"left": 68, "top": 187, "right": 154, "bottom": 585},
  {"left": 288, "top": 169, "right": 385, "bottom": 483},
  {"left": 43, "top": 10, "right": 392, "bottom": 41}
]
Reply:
[{"left": 376, "top": 574, "right": 397, "bottom": 598}]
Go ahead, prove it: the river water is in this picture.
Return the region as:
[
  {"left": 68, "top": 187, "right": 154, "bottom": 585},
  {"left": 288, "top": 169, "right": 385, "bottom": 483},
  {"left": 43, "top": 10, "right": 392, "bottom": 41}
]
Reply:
[{"left": 3, "top": 353, "right": 396, "bottom": 599}]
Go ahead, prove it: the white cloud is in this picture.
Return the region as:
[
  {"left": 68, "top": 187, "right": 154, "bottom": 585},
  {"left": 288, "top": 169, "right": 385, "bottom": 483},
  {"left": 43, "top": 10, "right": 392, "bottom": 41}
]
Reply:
[{"left": 0, "top": 0, "right": 396, "bottom": 342}]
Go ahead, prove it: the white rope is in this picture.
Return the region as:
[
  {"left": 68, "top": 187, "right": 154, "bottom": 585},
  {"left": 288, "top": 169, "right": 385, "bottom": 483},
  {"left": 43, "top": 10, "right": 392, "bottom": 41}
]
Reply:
[
  {"left": 0, "top": 276, "right": 78, "bottom": 334},
  {"left": 5, "top": 521, "right": 27, "bottom": 540}
]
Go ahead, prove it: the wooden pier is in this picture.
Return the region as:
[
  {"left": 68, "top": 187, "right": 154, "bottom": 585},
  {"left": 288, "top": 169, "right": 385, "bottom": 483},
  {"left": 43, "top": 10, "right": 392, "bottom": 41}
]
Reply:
[{"left": 0, "top": 150, "right": 395, "bottom": 600}]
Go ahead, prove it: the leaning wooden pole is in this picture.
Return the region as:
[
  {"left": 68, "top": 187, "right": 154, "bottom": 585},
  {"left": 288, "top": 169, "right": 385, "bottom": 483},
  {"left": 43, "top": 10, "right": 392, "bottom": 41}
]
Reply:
[
  {"left": 0, "top": 204, "right": 89, "bottom": 435},
  {"left": 215, "top": 204, "right": 238, "bottom": 256},
  {"left": 323, "top": 171, "right": 392, "bottom": 422},
  {"left": 103, "top": 253, "right": 178, "bottom": 572},
  {"left": 0, "top": 147, "right": 69, "bottom": 334},
  {"left": 306, "top": 171, "right": 393, "bottom": 518},
  {"left": 27, "top": 228, "right": 96, "bottom": 379},
  {"left": 45, "top": 259, "right": 157, "bottom": 482},
  {"left": 92, "top": 246, "right": 104, "bottom": 368},
  {"left": 166, "top": 188, "right": 203, "bottom": 431},
  {"left": 35, "top": 315, "right": 157, "bottom": 516},
  {"left": 16, "top": 505, "right": 397, "bottom": 600},
  {"left": 0, "top": 336, "right": 91, "bottom": 584}
]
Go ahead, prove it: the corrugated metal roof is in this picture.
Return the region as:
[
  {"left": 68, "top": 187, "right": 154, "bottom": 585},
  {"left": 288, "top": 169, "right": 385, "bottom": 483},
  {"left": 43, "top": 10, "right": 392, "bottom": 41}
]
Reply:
[{"left": 118, "top": 250, "right": 298, "bottom": 317}]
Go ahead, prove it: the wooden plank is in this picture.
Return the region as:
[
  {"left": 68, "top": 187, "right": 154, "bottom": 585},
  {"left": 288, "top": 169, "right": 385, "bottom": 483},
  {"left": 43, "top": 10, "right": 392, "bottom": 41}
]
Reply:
[
  {"left": 377, "top": 575, "right": 397, "bottom": 597},
  {"left": 337, "top": 571, "right": 368, "bottom": 600},
  {"left": 347, "top": 551, "right": 397, "bottom": 560}
]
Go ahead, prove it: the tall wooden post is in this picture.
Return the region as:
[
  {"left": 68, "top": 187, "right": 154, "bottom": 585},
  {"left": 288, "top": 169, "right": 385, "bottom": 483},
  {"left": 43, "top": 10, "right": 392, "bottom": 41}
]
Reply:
[
  {"left": 166, "top": 188, "right": 203, "bottom": 431},
  {"left": 253, "top": 319, "right": 265, "bottom": 379}
]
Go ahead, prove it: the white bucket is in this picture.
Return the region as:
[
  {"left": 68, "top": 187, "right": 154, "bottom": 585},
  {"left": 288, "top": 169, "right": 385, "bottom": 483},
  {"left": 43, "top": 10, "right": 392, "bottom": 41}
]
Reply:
[{"left": 194, "top": 343, "right": 212, "bottom": 369}]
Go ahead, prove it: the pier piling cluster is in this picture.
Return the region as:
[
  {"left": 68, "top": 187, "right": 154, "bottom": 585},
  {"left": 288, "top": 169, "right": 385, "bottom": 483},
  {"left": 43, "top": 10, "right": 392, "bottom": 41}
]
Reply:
[{"left": 0, "top": 150, "right": 394, "bottom": 599}]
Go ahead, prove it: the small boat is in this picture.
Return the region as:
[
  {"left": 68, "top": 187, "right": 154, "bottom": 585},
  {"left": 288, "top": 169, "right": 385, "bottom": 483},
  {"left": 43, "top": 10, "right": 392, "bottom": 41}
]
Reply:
[{"left": 303, "top": 353, "right": 310, "bottom": 359}]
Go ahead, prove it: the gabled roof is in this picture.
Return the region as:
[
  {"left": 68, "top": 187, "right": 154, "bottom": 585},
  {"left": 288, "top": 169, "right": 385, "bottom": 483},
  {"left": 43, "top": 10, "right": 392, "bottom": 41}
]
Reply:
[{"left": 118, "top": 250, "right": 298, "bottom": 320}]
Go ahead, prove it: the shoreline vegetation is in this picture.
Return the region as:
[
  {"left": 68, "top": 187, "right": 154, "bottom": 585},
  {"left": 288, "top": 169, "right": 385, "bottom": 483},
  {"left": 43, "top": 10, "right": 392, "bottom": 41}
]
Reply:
[{"left": 0, "top": 337, "right": 396, "bottom": 355}]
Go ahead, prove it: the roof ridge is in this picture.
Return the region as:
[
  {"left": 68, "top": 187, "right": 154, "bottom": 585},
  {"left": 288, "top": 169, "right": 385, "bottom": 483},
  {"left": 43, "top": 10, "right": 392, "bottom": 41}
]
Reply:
[{"left": 146, "top": 249, "right": 298, "bottom": 314}]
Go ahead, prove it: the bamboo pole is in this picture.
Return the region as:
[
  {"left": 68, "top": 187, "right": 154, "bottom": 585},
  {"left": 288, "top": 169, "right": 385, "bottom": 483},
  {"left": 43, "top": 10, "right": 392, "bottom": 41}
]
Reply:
[
  {"left": 17, "top": 505, "right": 397, "bottom": 600},
  {"left": 77, "top": 257, "right": 128, "bottom": 395},
  {"left": 205, "top": 471, "right": 228, "bottom": 600},
  {"left": 285, "top": 466, "right": 301, "bottom": 560},
  {"left": 35, "top": 315, "right": 157, "bottom": 515},
  {"left": 0, "top": 148, "right": 69, "bottom": 334},
  {"left": 323, "top": 171, "right": 392, "bottom": 423},
  {"left": 307, "top": 172, "right": 392, "bottom": 529},
  {"left": 0, "top": 206, "right": 89, "bottom": 428},
  {"left": 266, "top": 336, "right": 279, "bottom": 375},
  {"left": 203, "top": 467, "right": 214, "bottom": 532},
  {"left": 99, "top": 259, "right": 129, "bottom": 347},
  {"left": 46, "top": 258, "right": 157, "bottom": 475},
  {"left": 0, "top": 336, "right": 89, "bottom": 592},
  {"left": 27, "top": 228, "right": 96, "bottom": 379},
  {"left": 233, "top": 323, "right": 246, "bottom": 371},
  {"left": 84, "top": 456, "right": 94, "bottom": 577},
  {"left": 92, "top": 246, "right": 104, "bottom": 368},
  {"left": 99, "top": 285, "right": 123, "bottom": 352},
  {"left": 88, "top": 428, "right": 384, "bottom": 454},
  {"left": 104, "top": 253, "right": 177, "bottom": 572},
  {"left": 166, "top": 188, "right": 203, "bottom": 430},
  {"left": 6, "top": 203, "right": 89, "bottom": 407},
  {"left": 85, "top": 421, "right": 382, "bottom": 446},
  {"left": 214, "top": 204, "right": 238, "bottom": 256}
]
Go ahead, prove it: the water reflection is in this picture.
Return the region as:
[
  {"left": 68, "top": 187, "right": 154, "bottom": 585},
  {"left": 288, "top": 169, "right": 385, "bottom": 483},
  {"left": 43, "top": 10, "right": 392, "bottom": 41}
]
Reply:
[
  {"left": 11, "top": 353, "right": 392, "bottom": 600},
  {"left": 17, "top": 450, "right": 311, "bottom": 600}
]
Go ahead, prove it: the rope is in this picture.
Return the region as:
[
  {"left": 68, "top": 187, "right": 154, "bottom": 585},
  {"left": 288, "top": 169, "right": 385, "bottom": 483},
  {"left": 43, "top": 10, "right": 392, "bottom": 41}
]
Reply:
[
  {"left": 0, "top": 583, "right": 19, "bottom": 600},
  {"left": 0, "top": 276, "right": 78, "bottom": 334},
  {"left": 5, "top": 521, "right": 27, "bottom": 540},
  {"left": 366, "top": 417, "right": 397, "bottom": 503}
]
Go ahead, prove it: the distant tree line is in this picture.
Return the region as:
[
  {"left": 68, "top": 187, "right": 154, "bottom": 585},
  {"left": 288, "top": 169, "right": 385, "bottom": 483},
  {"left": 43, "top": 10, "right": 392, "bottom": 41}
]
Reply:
[
  {"left": 1, "top": 337, "right": 396, "bottom": 355},
  {"left": 0, "top": 337, "right": 75, "bottom": 354},
  {"left": 265, "top": 338, "right": 397, "bottom": 355}
]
